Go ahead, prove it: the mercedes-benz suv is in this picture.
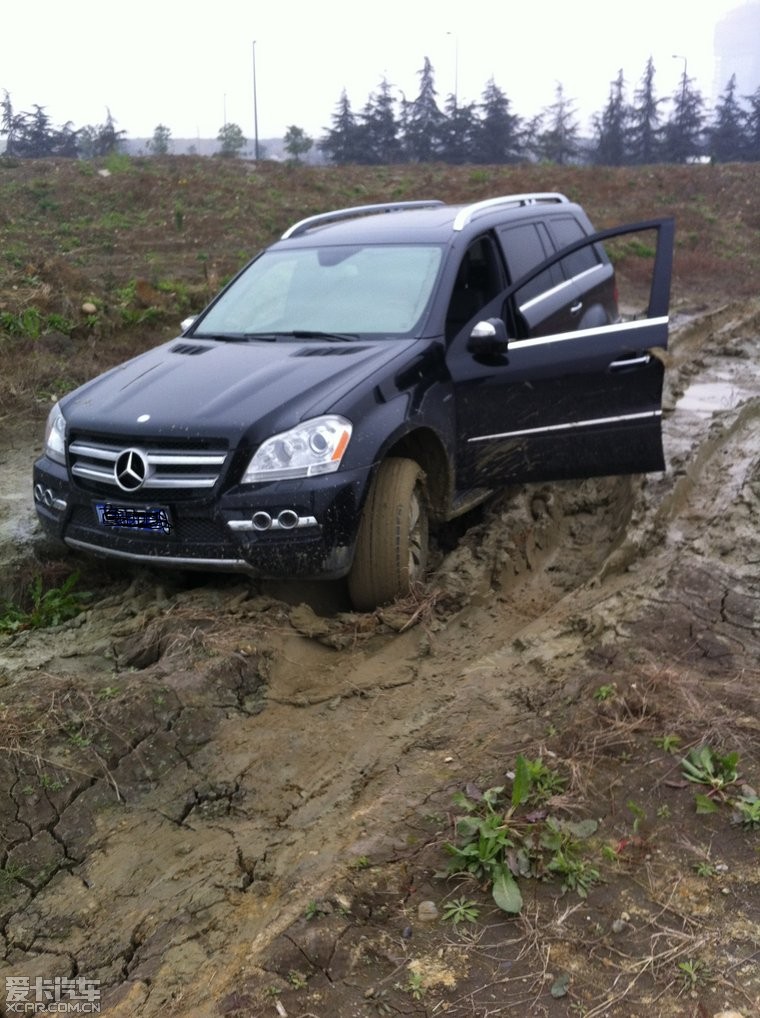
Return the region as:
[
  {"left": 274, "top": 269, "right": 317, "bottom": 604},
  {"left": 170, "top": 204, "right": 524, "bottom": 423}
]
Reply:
[{"left": 33, "top": 193, "right": 674, "bottom": 609}]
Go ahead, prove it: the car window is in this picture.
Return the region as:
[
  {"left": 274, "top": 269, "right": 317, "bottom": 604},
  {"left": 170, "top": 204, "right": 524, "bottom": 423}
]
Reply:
[
  {"left": 497, "top": 222, "right": 558, "bottom": 303},
  {"left": 445, "top": 236, "right": 503, "bottom": 339},
  {"left": 549, "top": 215, "right": 599, "bottom": 279},
  {"left": 197, "top": 244, "right": 444, "bottom": 336}
]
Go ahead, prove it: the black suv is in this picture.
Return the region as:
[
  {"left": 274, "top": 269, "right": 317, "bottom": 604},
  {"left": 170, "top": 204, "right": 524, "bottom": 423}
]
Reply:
[{"left": 33, "top": 194, "right": 674, "bottom": 609}]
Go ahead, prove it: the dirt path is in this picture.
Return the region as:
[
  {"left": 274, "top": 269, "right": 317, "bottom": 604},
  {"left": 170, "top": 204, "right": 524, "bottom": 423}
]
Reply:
[{"left": 1, "top": 301, "right": 759, "bottom": 1017}]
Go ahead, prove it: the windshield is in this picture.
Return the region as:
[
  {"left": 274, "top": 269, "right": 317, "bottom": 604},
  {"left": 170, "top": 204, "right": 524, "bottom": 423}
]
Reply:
[{"left": 194, "top": 244, "right": 443, "bottom": 338}]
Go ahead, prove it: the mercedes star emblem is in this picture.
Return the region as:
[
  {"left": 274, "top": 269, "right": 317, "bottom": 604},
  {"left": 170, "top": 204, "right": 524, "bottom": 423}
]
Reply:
[{"left": 114, "top": 448, "right": 148, "bottom": 492}]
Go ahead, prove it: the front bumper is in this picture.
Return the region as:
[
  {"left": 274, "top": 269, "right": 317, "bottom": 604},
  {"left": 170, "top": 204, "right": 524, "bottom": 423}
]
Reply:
[{"left": 33, "top": 456, "right": 371, "bottom": 580}]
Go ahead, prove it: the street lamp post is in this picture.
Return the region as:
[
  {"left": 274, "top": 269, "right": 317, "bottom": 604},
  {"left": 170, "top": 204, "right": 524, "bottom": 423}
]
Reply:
[
  {"left": 672, "top": 53, "right": 688, "bottom": 160},
  {"left": 446, "top": 31, "right": 459, "bottom": 109},
  {"left": 672, "top": 53, "right": 688, "bottom": 107},
  {"left": 252, "top": 40, "right": 260, "bottom": 161}
]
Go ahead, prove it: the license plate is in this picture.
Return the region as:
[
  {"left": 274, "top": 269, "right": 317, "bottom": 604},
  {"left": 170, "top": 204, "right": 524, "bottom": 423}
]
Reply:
[{"left": 95, "top": 503, "right": 172, "bottom": 535}]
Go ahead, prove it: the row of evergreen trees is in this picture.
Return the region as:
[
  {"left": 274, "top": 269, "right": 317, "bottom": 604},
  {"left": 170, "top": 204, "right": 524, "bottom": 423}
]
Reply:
[
  {"left": 0, "top": 93, "right": 127, "bottom": 159},
  {"left": 320, "top": 58, "right": 760, "bottom": 166},
  {"left": 3, "top": 56, "right": 760, "bottom": 166}
]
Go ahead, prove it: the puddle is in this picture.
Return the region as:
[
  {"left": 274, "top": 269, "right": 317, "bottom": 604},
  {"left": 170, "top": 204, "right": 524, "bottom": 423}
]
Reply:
[{"left": 676, "top": 377, "right": 755, "bottom": 416}]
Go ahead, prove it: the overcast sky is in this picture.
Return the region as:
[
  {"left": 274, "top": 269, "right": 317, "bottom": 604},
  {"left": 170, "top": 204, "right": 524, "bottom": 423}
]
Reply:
[{"left": 2, "top": 0, "right": 752, "bottom": 142}]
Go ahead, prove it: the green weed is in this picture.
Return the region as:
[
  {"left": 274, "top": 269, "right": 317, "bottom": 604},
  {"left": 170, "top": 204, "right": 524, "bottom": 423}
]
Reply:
[
  {"left": 677, "top": 958, "right": 708, "bottom": 989},
  {"left": 443, "top": 757, "right": 599, "bottom": 915},
  {"left": 594, "top": 683, "right": 616, "bottom": 702},
  {"left": 681, "top": 745, "right": 740, "bottom": 793},
  {"left": 441, "top": 896, "right": 480, "bottom": 925},
  {"left": 732, "top": 794, "right": 760, "bottom": 829},
  {"left": 405, "top": 970, "right": 425, "bottom": 1000},
  {"left": 0, "top": 572, "right": 89, "bottom": 634},
  {"left": 654, "top": 733, "right": 682, "bottom": 753}
]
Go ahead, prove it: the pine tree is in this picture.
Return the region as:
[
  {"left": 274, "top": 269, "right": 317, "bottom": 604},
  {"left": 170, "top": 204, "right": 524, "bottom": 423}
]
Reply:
[
  {"left": 592, "top": 70, "right": 630, "bottom": 166},
  {"left": 320, "top": 90, "right": 362, "bottom": 165},
  {"left": 744, "top": 85, "right": 760, "bottom": 162},
  {"left": 628, "top": 58, "right": 664, "bottom": 165},
  {"left": 439, "top": 93, "right": 479, "bottom": 164},
  {"left": 474, "top": 78, "right": 521, "bottom": 164},
  {"left": 403, "top": 57, "right": 445, "bottom": 162},
  {"left": 360, "top": 79, "right": 402, "bottom": 164},
  {"left": 533, "top": 84, "right": 580, "bottom": 165},
  {"left": 709, "top": 75, "right": 747, "bottom": 162},
  {"left": 663, "top": 68, "right": 706, "bottom": 163}
]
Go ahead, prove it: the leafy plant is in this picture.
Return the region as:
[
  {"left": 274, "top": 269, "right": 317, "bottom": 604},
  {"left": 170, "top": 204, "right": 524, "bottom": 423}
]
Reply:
[
  {"left": 511, "top": 754, "right": 566, "bottom": 806},
  {"left": 693, "top": 861, "right": 717, "bottom": 877},
  {"left": 445, "top": 788, "right": 523, "bottom": 913},
  {"left": 0, "top": 572, "right": 88, "bottom": 633},
  {"left": 444, "top": 762, "right": 599, "bottom": 914},
  {"left": 626, "top": 799, "right": 646, "bottom": 834},
  {"left": 681, "top": 745, "right": 740, "bottom": 793},
  {"left": 594, "top": 683, "right": 616, "bottom": 701},
  {"left": 654, "top": 733, "right": 682, "bottom": 753},
  {"left": 442, "top": 896, "right": 480, "bottom": 925},
  {"left": 66, "top": 726, "right": 92, "bottom": 749},
  {"left": 732, "top": 794, "right": 760, "bottom": 829},
  {"left": 677, "top": 958, "right": 707, "bottom": 989},
  {"left": 541, "top": 820, "right": 601, "bottom": 898},
  {"left": 405, "top": 970, "right": 425, "bottom": 1000},
  {"left": 0, "top": 307, "right": 43, "bottom": 339},
  {"left": 304, "top": 899, "right": 328, "bottom": 920}
]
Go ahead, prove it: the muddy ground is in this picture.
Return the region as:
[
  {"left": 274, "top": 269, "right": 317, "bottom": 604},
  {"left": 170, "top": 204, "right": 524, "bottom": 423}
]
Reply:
[{"left": 0, "top": 300, "right": 759, "bottom": 1018}]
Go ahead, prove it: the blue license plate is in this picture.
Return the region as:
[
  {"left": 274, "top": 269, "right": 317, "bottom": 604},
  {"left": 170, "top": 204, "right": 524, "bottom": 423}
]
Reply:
[{"left": 95, "top": 503, "right": 172, "bottom": 535}]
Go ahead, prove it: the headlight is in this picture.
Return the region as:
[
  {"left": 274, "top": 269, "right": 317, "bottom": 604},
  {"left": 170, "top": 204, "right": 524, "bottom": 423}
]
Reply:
[
  {"left": 242, "top": 416, "right": 352, "bottom": 483},
  {"left": 44, "top": 402, "right": 67, "bottom": 465}
]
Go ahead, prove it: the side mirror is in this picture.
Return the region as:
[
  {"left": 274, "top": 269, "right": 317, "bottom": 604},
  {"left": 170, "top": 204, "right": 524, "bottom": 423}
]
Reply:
[
  {"left": 180, "top": 315, "right": 197, "bottom": 333},
  {"left": 466, "top": 318, "right": 509, "bottom": 357}
]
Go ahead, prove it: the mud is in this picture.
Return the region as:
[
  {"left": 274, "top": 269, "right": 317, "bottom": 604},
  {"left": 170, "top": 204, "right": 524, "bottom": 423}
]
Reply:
[{"left": 1, "top": 301, "right": 759, "bottom": 1017}]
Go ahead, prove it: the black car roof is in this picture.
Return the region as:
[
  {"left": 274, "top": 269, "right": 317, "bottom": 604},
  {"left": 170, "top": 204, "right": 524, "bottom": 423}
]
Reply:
[{"left": 274, "top": 194, "right": 581, "bottom": 248}]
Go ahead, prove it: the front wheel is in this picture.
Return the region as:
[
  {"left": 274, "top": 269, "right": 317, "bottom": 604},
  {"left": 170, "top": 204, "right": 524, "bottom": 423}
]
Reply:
[{"left": 347, "top": 457, "right": 429, "bottom": 611}]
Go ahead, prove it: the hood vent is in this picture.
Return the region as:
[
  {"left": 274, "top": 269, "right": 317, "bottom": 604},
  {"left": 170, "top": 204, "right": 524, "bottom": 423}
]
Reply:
[
  {"left": 171, "top": 342, "right": 212, "bottom": 356},
  {"left": 293, "top": 345, "right": 368, "bottom": 357}
]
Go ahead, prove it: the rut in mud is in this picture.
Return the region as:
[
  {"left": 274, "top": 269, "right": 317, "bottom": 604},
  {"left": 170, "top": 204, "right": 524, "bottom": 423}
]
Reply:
[{"left": 1, "top": 300, "right": 759, "bottom": 1017}]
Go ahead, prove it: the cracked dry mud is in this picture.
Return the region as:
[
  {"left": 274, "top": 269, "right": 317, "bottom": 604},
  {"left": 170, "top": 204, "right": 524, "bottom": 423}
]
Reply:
[{"left": 1, "top": 301, "right": 759, "bottom": 1017}]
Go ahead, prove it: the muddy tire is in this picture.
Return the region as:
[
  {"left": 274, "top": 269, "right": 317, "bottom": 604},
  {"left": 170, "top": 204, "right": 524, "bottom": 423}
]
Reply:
[{"left": 347, "top": 457, "right": 429, "bottom": 611}]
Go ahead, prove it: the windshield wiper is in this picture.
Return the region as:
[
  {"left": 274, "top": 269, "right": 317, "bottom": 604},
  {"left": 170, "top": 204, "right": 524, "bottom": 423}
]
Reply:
[
  {"left": 194, "top": 330, "right": 359, "bottom": 343},
  {"left": 289, "top": 330, "right": 359, "bottom": 343},
  {"left": 194, "top": 332, "right": 278, "bottom": 342}
]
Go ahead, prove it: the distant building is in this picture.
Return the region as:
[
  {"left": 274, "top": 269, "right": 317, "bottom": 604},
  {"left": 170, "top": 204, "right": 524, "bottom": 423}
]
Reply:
[{"left": 713, "top": 2, "right": 760, "bottom": 98}]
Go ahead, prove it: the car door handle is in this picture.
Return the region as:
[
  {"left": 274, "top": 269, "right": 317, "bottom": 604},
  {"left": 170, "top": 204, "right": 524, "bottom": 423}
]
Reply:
[
  {"left": 569, "top": 301, "right": 583, "bottom": 315},
  {"left": 609, "top": 354, "right": 652, "bottom": 370}
]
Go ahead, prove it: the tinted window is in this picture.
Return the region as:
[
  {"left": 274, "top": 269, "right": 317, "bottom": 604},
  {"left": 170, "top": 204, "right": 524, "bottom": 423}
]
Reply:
[
  {"left": 446, "top": 236, "right": 503, "bottom": 339},
  {"left": 549, "top": 215, "right": 598, "bottom": 279},
  {"left": 498, "top": 222, "right": 558, "bottom": 303}
]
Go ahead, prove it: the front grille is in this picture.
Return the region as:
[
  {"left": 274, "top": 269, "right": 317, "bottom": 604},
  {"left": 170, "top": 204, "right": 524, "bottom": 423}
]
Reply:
[
  {"left": 68, "top": 435, "right": 228, "bottom": 494},
  {"left": 68, "top": 506, "right": 230, "bottom": 545}
]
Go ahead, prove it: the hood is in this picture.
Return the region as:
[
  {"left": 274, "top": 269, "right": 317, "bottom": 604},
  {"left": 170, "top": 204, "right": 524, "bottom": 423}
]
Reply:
[{"left": 62, "top": 336, "right": 416, "bottom": 442}]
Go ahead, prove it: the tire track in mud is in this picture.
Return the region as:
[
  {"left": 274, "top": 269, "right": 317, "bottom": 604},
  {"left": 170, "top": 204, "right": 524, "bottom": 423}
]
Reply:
[{"left": 1, "top": 301, "right": 759, "bottom": 1014}]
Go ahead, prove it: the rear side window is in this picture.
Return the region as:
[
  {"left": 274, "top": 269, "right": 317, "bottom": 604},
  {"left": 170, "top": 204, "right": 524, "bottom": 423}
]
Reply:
[
  {"left": 498, "top": 222, "right": 559, "bottom": 303},
  {"left": 549, "top": 215, "right": 599, "bottom": 279}
]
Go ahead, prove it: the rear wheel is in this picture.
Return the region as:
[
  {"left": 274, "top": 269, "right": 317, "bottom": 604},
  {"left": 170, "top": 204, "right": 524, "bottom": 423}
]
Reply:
[{"left": 347, "top": 457, "right": 429, "bottom": 611}]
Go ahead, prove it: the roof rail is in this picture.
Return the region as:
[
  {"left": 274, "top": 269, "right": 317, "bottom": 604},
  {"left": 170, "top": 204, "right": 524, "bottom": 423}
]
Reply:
[
  {"left": 452, "top": 193, "right": 569, "bottom": 232},
  {"left": 282, "top": 200, "right": 445, "bottom": 239}
]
